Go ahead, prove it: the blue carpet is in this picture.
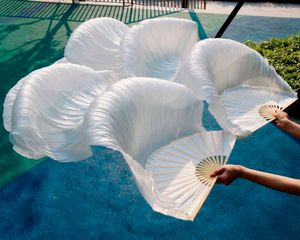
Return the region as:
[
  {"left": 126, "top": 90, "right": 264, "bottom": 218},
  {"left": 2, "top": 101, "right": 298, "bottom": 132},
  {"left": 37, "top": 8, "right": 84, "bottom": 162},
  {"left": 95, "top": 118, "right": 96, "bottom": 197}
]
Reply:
[{"left": 0, "top": 116, "right": 299, "bottom": 240}]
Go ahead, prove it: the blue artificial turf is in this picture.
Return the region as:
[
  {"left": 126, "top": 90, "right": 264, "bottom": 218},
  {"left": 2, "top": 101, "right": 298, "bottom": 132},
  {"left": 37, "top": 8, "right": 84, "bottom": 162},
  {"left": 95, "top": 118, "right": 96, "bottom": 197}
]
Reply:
[{"left": 0, "top": 114, "right": 299, "bottom": 240}]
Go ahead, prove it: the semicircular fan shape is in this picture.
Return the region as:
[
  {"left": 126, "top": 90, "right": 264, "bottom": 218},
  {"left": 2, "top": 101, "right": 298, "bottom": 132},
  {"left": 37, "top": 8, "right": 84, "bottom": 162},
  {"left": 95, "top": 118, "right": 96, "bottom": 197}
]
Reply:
[
  {"left": 4, "top": 63, "right": 118, "bottom": 161},
  {"left": 219, "top": 86, "right": 296, "bottom": 134},
  {"left": 64, "top": 17, "right": 129, "bottom": 71},
  {"left": 121, "top": 18, "right": 198, "bottom": 80},
  {"left": 184, "top": 38, "right": 297, "bottom": 138},
  {"left": 82, "top": 78, "right": 208, "bottom": 220},
  {"left": 146, "top": 130, "right": 236, "bottom": 220}
]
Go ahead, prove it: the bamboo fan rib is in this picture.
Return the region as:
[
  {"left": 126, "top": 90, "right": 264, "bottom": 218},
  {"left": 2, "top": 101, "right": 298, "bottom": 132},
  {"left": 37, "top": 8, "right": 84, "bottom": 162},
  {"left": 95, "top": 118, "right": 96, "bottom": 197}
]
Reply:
[
  {"left": 195, "top": 156, "right": 225, "bottom": 186},
  {"left": 258, "top": 104, "right": 283, "bottom": 121},
  {"left": 145, "top": 130, "right": 236, "bottom": 220}
]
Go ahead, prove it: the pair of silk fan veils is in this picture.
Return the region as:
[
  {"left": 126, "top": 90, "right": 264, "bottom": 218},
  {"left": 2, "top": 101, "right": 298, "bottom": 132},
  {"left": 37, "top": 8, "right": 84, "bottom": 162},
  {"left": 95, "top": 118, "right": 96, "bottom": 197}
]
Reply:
[{"left": 3, "top": 18, "right": 297, "bottom": 220}]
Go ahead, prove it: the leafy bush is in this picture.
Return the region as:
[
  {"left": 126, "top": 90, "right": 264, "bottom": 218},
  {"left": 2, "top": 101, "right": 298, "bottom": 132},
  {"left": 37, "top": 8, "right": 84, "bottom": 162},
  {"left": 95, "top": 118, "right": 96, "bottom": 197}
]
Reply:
[{"left": 245, "top": 35, "right": 300, "bottom": 92}]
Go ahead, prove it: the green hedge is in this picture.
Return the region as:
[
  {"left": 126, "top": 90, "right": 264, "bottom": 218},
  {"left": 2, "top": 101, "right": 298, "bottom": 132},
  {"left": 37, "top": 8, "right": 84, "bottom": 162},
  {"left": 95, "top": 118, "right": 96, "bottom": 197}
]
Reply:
[{"left": 245, "top": 35, "right": 300, "bottom": 92}]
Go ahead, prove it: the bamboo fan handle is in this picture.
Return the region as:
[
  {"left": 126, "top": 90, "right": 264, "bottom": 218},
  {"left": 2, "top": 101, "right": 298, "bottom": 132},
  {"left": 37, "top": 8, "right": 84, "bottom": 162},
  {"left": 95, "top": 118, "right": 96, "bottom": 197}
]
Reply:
[
  {"left": 188, "top": 156, "right": 225, "bottom": 220},
  {"left": 188, "top": 175, "right": 218, "bottom": 220},
  {"left": 195, "top": 158, "right": 223, "bottom": 186},
  {"left": 258, "top": 104, "right": 283, "bottom": 121}
]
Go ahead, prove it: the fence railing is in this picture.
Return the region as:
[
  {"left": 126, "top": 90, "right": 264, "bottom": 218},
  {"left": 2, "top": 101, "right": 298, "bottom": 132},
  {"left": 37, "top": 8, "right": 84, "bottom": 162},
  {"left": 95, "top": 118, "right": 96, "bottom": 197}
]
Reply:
[
  {"left": 0, "top": 0, "right": 187, "bottom": 24},
  {"left": 75, "top": 0, "right": 206, "bottom": 9}
]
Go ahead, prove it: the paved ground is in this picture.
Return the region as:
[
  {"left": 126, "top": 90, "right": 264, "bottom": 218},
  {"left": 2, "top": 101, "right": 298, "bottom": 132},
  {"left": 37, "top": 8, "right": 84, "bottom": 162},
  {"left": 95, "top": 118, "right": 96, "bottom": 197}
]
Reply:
[{"left": 196, "top": 1, "right": 300, "bottom": 18}]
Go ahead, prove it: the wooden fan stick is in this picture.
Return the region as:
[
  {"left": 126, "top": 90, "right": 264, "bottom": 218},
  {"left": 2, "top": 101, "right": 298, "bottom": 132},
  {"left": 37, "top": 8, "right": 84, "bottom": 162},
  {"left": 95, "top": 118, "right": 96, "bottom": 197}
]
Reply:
[
  {"left": 188, "top": 176, "right": 218, "bottom": 220},
  {"left": 198, "top": 131, "right": 218, "bottom": 166},
  {"left": 221, "top": 131, "right": 225, "bottom": 165}
]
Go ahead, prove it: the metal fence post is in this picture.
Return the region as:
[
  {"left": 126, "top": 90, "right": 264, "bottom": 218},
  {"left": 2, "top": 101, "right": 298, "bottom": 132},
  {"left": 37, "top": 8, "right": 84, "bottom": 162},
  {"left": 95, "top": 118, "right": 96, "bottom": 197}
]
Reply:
[
  {"left": 182, "top": 0, "right": 188, "bottom": 8},
  {"left": 215, "top": 1, "right": 245, "bottom": 38}
]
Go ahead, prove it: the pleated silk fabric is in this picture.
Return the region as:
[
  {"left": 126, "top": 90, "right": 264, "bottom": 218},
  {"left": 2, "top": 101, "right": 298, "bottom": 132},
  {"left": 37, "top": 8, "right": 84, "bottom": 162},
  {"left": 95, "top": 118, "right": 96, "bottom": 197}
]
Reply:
[
  {"left": 180, "top": 38, "right": 297, "bottom": 137},
  {"left": 65, "top": 17, "right": 129, "bottom": 72},
  {"left": 4, "top": 63, "right": 118, "bottom": 161},
  {"left": 3, "top": 17, "right": 297, "bottom": 220}
]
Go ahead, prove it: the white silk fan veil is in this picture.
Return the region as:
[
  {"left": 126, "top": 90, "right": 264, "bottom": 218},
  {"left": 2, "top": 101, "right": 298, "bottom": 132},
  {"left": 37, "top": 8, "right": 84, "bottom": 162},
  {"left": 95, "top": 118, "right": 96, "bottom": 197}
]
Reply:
[
  {"left": 180, "top": 38, "right": 297, "bottom": 138},
  {"left": 82, "top": 78, "right": 236, "bottom": 220},
  {"left": 3, "top": 17, "right": 297, "bottom": 221},
  {"left": 146, "top": 130, "right": 236, "bottom": 220}
]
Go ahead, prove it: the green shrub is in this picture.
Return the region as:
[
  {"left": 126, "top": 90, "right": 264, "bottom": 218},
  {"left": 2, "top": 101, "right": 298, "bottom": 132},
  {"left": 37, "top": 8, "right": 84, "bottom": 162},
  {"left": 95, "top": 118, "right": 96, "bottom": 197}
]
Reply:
[{"left": 245, "top": 35, "right": 300, "bottom": 92}]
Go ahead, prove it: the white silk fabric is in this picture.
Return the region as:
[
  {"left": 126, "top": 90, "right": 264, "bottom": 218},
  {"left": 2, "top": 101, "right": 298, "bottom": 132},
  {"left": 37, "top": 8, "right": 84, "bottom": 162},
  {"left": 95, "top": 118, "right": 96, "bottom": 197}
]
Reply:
[
  {"left": 4, "top": 73, "right": 207, "bottom": 220},
  {"left": 3, "top": 17, "right": 297, "bottom": 220},
  {"left": 64, "top": 17, "right": 129, "bottom": 71},
  {"left": 121, "top": 18, "right": 198, "bottom": 80},
  {"left": 178, "top": 38, "right": 297, "bottom": 137},
  {"left": 3, "top": 63, "right": 118, "bottom": 161},
  {"left": 83, "top": 78, "right": 205, "bottom": 220}
]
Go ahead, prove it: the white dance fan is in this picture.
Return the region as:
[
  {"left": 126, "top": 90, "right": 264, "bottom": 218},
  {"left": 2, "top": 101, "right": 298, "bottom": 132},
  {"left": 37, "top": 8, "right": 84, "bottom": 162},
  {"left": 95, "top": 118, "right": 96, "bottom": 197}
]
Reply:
[
  {"left": 82, "top": 78, "right": 208, "bottom": 220},
  {"left": 64, "top": 17, "right": 129, "bottom": 71},
  {"left": 209, "top": 85, "right": 296, "bottom": 137},
  {"left": 184, "top": 38, "right": 297, "bottom": 138},
  {"left": 217, "top": 86, "right": 297, "bottom": 135},
  {"left": 146, "top": 130, "right": 236, "bottom": 220}
]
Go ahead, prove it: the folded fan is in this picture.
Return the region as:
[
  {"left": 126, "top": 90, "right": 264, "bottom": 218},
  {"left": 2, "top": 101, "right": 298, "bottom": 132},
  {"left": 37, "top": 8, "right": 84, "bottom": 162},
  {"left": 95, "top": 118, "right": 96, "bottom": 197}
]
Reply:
[
  {"left": 218, "top": 86, "right": 296, "bottom": 134},
  {"left": 82, "top": 78, "right": 216, "bottom": 220},
  {"left": 181, "top": 38, "right": 297, "bottom": 138},
  {"left": 146, "top": 130, "right": 236, "bottom": 220}
]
